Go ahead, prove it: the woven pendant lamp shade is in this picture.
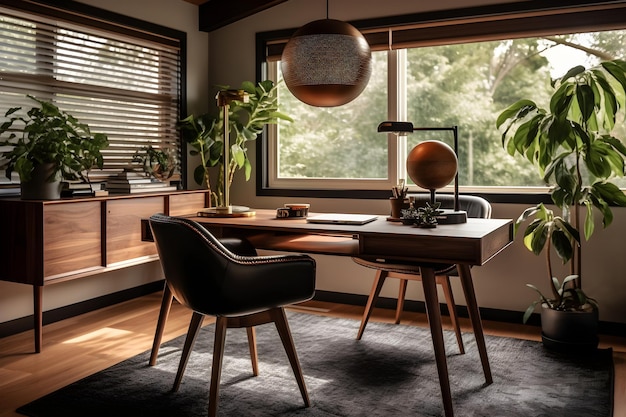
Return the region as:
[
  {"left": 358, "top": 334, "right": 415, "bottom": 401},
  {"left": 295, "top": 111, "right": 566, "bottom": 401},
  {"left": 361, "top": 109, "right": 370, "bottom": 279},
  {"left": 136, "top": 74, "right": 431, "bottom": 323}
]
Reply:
[{"left": 281, "top": 19, "right": 372, "bottom": 107}]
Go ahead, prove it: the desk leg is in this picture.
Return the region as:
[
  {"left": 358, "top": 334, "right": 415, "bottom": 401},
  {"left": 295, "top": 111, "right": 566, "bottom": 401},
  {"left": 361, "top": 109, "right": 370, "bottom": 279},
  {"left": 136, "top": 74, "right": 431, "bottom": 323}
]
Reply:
[
  {"left": 421, "top": 267, "right": 454, "bottom": 417},
  {"left": 34, "top": 285, "right": 42, "bottom": 353},
  {"left": 457, "top": 264, "right": 492, "bottom": 384},
  {"left": 149, "top": 283, "right": 173, "bottom": 366}
]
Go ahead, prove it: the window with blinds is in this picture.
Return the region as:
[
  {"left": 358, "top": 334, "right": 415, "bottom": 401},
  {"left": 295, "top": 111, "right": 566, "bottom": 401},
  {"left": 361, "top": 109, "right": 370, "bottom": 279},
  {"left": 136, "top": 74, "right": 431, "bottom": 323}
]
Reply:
[{"left": 0, "top": 2, "right": 183, "bottom": 183}]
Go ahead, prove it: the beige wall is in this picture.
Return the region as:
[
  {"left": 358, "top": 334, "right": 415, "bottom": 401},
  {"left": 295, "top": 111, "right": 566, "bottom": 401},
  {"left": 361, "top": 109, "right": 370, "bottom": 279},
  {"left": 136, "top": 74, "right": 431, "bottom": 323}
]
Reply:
[{"left": 1, "top": 0, "right": 625, "bottom": 326}]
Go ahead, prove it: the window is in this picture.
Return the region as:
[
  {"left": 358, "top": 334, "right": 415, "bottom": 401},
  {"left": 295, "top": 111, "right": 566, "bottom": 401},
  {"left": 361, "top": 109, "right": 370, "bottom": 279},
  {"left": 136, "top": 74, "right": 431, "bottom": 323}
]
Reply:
[
  {"left": 257, "top": 2, "right": 626, "bottom": 199},
  {"left": 0, "top": 1, "right": 184, "bottom": 183}
]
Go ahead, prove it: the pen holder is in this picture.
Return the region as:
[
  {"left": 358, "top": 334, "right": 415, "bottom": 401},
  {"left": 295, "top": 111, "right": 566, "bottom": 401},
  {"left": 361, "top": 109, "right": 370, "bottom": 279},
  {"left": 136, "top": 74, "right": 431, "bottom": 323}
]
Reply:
[{"left": 389, "top": 197, "right": 410, "bottom": 219}]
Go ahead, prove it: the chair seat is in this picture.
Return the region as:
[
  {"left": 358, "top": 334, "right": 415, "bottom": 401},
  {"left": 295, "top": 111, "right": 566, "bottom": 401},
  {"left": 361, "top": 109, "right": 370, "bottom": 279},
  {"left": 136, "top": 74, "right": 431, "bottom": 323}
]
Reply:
[{"left": 352, "top": 257, "right": 456, "bottom": 276}]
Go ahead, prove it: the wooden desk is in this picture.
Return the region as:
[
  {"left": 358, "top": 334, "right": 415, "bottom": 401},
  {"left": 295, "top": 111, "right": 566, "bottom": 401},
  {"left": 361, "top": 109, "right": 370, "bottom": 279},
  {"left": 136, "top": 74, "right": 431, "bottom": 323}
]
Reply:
[{"left": 148, "top": 210, "right": 512, "bottom": 417}]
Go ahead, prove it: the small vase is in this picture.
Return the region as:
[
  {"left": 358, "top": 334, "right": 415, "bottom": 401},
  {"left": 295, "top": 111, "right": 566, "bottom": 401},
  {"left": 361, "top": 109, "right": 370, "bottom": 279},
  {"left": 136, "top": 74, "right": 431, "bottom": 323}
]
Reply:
[{"left": 20, "top": 163, "right": 62, "bottom": 200}]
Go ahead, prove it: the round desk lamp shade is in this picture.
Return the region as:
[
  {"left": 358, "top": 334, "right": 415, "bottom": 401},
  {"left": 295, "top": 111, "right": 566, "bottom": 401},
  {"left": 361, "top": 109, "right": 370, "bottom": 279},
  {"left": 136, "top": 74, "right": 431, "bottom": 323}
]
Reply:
[
  {"left": 281, "top": 19, "right": 372, "bottom": 107},
  {"left": 406, "top": 140, "right": 458, "bottom": 190}
]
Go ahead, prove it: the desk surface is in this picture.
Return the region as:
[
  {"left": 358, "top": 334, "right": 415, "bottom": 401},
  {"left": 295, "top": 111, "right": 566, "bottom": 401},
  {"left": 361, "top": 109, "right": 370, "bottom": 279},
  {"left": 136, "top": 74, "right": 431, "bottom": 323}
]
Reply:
[{"left": 189, "top": 209, "right": 512, "bottom": 266}]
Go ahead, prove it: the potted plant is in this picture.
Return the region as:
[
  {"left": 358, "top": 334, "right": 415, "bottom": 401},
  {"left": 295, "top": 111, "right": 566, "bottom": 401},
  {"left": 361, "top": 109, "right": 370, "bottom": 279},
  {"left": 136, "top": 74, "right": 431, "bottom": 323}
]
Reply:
[
  {"left": 179, "top": 80, "right": 292, "bottom": 207},
  {"left": 0, "top": 95, "right": 109, "bottom": 199},
  {"left": 496, "top": 59, "right": 626, "bottom": 351},
  {"left": 133, "top": 145, "right": 178, "bottom": 181}
]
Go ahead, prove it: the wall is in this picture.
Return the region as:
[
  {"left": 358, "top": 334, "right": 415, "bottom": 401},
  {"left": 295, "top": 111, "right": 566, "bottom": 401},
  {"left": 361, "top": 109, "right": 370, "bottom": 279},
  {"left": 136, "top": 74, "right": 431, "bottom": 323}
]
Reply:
[
  {"left": 0, "top": 0, "right": 209, "bottom": 324},
  {"left": 209, "top": 0, "right": 626, "bottom": 325}
]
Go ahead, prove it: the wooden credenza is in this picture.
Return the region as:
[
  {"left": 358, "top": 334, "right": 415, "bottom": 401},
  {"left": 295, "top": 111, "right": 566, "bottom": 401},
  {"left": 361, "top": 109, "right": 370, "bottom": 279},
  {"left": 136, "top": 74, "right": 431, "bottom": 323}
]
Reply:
[{"left": 0, "top": 189, "right": 209, "bottom": 352}]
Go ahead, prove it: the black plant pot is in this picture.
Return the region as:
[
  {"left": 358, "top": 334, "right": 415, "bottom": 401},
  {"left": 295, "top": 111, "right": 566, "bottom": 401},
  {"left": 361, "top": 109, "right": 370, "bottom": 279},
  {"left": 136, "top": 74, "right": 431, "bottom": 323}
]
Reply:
[
  {"left": 20, "top": 163, "right": 62, "bottom": 200},
  {"left": 540, "top": 304, "right": 599, "bottom": 353}
]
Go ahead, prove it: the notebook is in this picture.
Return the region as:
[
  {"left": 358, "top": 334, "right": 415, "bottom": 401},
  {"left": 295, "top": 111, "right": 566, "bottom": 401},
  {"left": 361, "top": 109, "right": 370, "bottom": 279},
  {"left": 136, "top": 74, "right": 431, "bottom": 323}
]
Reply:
[{"left": 306, "top": 213, "right": 379, "bottom": 225}]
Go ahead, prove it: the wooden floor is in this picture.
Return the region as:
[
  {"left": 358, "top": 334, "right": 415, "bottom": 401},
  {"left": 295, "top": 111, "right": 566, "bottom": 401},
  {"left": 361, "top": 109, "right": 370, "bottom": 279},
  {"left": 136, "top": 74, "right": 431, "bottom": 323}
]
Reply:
[{"left": 1, "top": 292, "right": 624, "bottom": 417}]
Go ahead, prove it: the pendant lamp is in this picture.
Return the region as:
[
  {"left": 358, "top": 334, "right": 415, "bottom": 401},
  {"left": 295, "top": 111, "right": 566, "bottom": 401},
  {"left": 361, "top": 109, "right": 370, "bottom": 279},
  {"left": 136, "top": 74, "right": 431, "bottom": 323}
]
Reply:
[{"left": 281, "top": 1, "right": 372, "bottom": 107}]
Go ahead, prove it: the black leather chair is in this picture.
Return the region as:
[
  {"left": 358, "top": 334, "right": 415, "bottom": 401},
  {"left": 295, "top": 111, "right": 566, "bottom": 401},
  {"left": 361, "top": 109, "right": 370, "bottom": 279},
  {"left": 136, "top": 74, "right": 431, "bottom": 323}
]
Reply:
[
  {"left": 353, "top": 194, "right": 492, "bottom": 354},
  {"left": 148, "top": 213, "right": 316, "bottom": 417}
]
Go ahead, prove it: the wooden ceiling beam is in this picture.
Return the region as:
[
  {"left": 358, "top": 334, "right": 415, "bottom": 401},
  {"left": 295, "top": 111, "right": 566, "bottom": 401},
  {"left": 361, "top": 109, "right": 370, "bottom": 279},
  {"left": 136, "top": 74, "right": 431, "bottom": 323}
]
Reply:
[{"left": 198, "top": 0, "right": 288, "bottom": 32}]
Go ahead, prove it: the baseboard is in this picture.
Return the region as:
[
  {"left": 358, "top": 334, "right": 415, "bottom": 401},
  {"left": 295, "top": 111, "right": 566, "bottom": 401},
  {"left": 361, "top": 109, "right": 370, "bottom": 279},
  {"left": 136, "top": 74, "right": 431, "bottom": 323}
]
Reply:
[
  {"left": 313, "top": 290, "right": 626, "bottom": 337},
  {"left": 0, "top": 280, "right": 165, "bottom": 339},
  {"left": 1, "top": 285, "right": 624, "bottom": 339}
]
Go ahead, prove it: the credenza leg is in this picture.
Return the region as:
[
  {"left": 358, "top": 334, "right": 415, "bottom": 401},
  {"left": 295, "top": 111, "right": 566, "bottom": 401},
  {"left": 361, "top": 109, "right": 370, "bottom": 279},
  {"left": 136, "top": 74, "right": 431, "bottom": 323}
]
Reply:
[
  {"left": 33, "top": 285, "right": 43, "bottom": 353},
  {"left": 149, "top": 283, "right": 173, "bottom": 366},
  {"left": 457, "top": 264, "right": 492, "bottom": 384},
  {"left": 421, "top": 267, "right": 454, "bottom": 417}
]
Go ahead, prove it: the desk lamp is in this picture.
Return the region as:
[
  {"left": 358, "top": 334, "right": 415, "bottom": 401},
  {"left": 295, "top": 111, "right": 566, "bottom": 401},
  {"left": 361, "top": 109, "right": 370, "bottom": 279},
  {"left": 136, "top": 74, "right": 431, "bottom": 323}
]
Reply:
[
  {"left": 378, "top": 121, "right": 467, "bottom": 224},
  {"left": 212, "top": 89, "right": 255, "bottom": 217}
]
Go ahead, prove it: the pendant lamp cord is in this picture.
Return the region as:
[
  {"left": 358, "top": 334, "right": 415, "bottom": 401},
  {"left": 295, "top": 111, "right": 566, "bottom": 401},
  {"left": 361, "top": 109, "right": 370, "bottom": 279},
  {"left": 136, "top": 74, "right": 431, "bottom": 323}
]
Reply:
[{"left": 326, "top": 0, "right": 329, "bottom": 19}]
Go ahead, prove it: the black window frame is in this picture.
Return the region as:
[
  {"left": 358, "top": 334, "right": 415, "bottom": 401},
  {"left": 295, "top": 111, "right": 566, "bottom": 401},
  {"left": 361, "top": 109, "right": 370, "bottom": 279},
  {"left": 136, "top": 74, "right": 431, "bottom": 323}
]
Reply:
[{"left": 255, "top": 0, "right": 626, "bottom": 204}]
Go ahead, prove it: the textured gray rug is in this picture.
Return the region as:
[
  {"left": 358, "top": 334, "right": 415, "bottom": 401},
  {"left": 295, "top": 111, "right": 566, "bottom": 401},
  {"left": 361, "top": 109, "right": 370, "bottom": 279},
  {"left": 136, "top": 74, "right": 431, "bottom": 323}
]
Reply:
[{"left": 17, "top": 312, "right": 613, "bottom": 417}]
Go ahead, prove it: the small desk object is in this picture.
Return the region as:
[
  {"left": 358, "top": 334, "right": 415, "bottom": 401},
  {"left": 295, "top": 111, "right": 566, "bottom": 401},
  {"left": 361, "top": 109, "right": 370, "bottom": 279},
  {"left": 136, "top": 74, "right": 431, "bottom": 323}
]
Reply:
[{"left": 148, "top": 209, "right": 512, "bottom": 417}]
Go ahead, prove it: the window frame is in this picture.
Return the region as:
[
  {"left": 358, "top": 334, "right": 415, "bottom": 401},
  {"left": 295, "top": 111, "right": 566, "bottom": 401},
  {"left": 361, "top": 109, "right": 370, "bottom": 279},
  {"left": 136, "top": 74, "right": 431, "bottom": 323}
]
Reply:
[
  {"left": 0, "top": 0, "right": 187, "bottom": 187},
  {"left": 255, "top": 0, "right": 626, "bottom": 202}
]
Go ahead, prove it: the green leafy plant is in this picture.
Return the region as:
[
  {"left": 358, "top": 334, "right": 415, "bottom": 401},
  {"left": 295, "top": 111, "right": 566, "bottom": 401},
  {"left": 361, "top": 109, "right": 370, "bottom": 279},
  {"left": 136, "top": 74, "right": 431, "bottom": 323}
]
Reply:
[
  {"left": 0, "top": 95, "right": 108, "bottom": 183},
  {"left": 179, "top": 80, "right": 292, "bottom": 207},
  {"left": 133, "top": 145, "right": 177, "bottom": 180},
  {"left": 497, "top": 60, "right": 626, "bottom": 321}
]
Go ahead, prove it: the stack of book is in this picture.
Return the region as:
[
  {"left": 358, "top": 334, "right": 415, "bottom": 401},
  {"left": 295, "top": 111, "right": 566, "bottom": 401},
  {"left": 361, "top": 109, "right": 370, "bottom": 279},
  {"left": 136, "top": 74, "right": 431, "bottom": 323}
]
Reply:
[
  {"left": 0, "top": 170, "right": 20, "bottom": 196},
  {"left": 106, "top": 171, "right": 177, "bottom": 194},
  {"left": 61, "top": 180, "right": 107, "bottom": 197}
]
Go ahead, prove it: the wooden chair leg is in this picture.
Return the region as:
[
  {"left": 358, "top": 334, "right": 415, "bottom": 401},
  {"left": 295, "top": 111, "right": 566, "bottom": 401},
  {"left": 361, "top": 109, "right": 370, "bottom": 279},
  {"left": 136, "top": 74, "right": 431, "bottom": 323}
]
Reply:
[
  {"left": 149, "top": 283, "right": 173, "bottom": 366},
  {"left": 246, "top": 326, "right": 259, "bottom": 376},
  {"left": 208, "top": 316, "right": 228, "bottom": 417},
  {"left": 270, "top": 307, "right": 310, "bottom": 408},
  {"left": 395, "top": 278, "right": 408, "bottom": 324},
  {"left": 438, "top": 275, "right": 465, "bottom": 354},
  {"left": 173, "top": 311, "right": 204, "bottom": 392},
  {"left": 357, "top": 270, "right": 388, "bottom": 340}
]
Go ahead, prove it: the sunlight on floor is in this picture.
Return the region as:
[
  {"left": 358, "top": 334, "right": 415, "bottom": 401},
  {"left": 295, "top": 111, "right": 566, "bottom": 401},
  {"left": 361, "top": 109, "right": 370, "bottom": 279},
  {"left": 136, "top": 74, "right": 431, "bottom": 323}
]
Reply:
[{"left": 63, "top": 327, "right": 134, "bottom": 344}]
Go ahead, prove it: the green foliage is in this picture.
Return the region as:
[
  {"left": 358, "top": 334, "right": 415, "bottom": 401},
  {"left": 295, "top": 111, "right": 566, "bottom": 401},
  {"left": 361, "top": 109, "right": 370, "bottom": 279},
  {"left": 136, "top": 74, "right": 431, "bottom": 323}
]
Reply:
[
  {"left": 133, "top": 145, "right": 177, "bottom": 180},
  {"left": 179, "top": 80, "right": 291, "bottom": 206},
  {"left": 0, "top": 95, "right": 108, "bottom": 183},
  {"left": 522, "top": 275, "right": 598, "bottom": 323},
  {"left": 497, "top": 59, "right": 626, "bottom": 313}
]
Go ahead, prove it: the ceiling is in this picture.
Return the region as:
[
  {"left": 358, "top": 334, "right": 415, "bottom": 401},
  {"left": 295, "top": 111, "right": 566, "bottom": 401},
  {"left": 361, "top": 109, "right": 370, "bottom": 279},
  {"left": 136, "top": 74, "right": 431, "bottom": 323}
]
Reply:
[{"left": 183, "top": 0, "right": 288, "bottom": 32}]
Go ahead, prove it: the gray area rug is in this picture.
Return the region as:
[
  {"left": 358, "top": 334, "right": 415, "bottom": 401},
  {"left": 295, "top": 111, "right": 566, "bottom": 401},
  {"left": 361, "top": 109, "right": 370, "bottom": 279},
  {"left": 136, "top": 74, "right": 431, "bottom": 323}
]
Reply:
[{"left": 17, "top": 312, "right": 613, "bottom": 417}]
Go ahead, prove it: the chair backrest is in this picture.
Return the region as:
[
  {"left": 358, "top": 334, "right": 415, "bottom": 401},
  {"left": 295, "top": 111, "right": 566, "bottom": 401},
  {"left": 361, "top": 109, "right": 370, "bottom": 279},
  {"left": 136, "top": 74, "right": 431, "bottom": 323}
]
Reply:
[
  {"left": 411, "top": 194, "right": 491, "bottom": 219},
  {"left": 148, "top": 213, "right": 258, "bottom": 314}
]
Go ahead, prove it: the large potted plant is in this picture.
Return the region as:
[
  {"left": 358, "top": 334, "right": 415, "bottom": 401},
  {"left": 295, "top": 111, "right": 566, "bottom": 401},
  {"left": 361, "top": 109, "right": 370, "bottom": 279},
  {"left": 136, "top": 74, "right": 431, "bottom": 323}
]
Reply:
[
  {"left": 179, "top": 80, "right": 292, "bottom": 207},
  {"left": 0, "top": 95, "right": 109, "bottom": 199},
  {"left": 497, "top": 60, "right": 626, "bottom": 351}
]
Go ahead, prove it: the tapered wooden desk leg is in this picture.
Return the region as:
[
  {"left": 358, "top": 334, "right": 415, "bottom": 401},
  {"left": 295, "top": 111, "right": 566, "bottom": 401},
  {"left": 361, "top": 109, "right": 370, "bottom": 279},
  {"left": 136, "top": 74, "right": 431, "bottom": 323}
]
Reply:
[
  {"left": 34, "top": 285, "right": 42, "bottom": 353},
  {"left": 457, "top": 264, "right": 492, "bottom": 384},
  {"left": 421, "top": 267, "right": 454, "bottom": 417},
  {"left": 149, "top": 283, "right": 173, "bottom": 366}
]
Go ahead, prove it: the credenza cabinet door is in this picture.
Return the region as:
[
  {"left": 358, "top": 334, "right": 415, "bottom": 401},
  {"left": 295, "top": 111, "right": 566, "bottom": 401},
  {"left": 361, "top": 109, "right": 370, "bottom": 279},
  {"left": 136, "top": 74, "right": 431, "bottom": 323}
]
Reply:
[
  {"left": 105, "top": 197, "right": 162, "bottom": 265},
  {"left": 43, "top": 201, "right": 102, "bottom": 280}
]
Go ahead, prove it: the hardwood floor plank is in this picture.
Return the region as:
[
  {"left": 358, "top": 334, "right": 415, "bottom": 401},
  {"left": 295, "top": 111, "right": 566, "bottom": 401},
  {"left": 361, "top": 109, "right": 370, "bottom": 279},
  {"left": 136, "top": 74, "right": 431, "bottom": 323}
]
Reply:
[{"left": 0, "top": 293, "right": 623, "bottom": 417}]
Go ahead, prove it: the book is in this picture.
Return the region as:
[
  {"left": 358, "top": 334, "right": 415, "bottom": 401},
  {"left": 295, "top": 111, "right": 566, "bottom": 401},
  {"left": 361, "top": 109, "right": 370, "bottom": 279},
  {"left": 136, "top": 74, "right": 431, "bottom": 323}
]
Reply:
[
  {"left": 62, "top": 181, "right": 105, "bottom": 190},
  {"left": 106, "top": 178, "right": 154, "bottom": 185},
  {"left": 106, "top": 181, "right": 170, "bottom": 190},
  {"left": 115, "top": 169, "right": 149, "bottom": 179},
  {"left": 107, "top": 185, "right": 177, "bottom": 194}
]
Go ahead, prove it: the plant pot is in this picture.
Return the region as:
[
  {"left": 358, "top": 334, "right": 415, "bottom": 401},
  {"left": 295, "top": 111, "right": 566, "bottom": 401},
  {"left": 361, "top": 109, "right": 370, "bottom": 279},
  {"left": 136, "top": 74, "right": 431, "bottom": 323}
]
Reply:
[
  {"left": 540, "top": 304, "right": 599, "bottom": 353},
  {"left": 20, "top": 163, "right": 62, "bottom": 200}
]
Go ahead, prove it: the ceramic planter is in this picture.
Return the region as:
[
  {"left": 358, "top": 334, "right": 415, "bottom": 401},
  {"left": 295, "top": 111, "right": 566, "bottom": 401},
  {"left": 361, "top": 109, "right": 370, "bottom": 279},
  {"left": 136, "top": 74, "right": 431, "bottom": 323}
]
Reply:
[
  {"left": 20, "top": 162, "right": 62, "bottom": 200},
  {"left": 541, "top": 304, "right": 599, "bottom": 353}
]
